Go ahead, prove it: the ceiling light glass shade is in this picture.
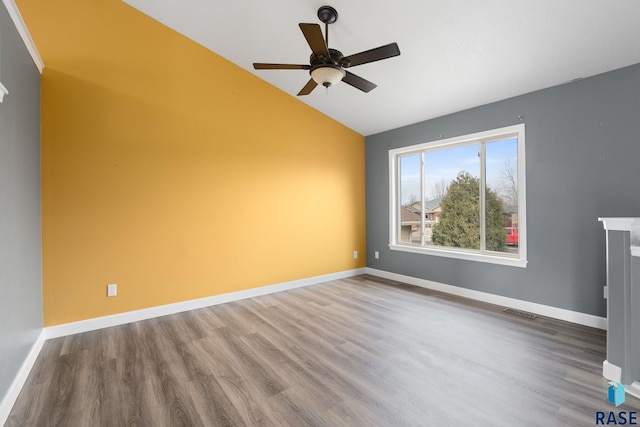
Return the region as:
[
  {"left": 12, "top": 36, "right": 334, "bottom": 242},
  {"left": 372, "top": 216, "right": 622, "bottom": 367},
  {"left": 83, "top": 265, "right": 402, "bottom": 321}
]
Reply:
[{"left": 311, "top": 66, "right": 346, "bottom": 87}]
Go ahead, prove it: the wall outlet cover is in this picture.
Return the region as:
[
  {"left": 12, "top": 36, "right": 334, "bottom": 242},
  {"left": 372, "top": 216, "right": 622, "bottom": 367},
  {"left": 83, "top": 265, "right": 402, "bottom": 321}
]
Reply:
[{"left": 107, "top": 284, "right": 117, "bottom": 297}]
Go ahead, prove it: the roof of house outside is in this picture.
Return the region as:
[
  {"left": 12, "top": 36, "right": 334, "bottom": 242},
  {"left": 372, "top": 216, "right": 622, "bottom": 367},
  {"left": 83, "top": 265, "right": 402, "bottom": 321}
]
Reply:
[
  {"left": 408, "top": 197, "right": 442, "bottom": 213},
  {"left": 425, "top": 197, "right": 442, "bottom": 211},
  {"left": 401, "top": 206, "right": 421, "bottom": 223}
]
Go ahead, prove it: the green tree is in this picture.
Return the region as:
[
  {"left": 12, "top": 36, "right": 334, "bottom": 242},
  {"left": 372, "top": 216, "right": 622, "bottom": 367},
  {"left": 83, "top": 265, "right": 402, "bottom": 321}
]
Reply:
[{"left": 432, "top": 171, "right": 506, "bottom": 251}]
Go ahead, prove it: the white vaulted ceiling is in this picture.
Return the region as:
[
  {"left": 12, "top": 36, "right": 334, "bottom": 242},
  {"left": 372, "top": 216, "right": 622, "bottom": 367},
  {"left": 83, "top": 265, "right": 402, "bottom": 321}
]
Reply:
[{"left": 122, "top": 0, "right": 640, "bottom": 136}]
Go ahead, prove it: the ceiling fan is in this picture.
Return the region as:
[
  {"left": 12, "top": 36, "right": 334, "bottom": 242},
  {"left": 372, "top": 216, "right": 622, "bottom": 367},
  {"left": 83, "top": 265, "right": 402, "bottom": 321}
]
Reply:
[{"left": 253, "top": 5, "right": 401, "bottom": 96}]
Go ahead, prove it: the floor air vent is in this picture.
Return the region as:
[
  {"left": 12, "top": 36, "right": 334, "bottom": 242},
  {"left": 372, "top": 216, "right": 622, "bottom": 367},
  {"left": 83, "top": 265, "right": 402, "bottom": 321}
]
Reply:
[{"left": 503, "top": 308, "right": 537, "bottom": 319}]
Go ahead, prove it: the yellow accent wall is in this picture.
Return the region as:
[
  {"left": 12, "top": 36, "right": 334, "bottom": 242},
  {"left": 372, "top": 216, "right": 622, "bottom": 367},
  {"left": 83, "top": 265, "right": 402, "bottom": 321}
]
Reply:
[{"left": 17, "top": 0, "right": 365, "bottom": 326}]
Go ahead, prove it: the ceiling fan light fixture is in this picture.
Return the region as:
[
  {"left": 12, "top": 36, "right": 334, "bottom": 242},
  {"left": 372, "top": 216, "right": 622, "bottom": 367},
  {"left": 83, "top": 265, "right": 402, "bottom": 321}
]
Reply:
[{"left": 311, "top": 65, "right": 346, "bottom": 88}]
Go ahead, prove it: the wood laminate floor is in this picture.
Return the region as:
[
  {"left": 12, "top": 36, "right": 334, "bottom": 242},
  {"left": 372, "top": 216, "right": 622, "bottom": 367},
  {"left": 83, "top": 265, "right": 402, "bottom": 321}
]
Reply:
[{"left": 6, "top": 275, "right": 640, "bottom": 426}]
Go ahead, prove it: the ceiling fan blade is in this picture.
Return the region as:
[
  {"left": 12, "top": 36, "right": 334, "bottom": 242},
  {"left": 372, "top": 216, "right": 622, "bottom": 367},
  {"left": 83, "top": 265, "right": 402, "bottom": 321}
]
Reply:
[
  {"left": 297, "top": 79, "right": 318, "bottom": 96},
  {"left": 342, "top": 71, "right": 377, "bottom": 93},
  {"left": 299, "top": 23, "right": 330, "bottom": 59},
  {"left": 343, "top": 43, "right": 400, "bottom": 68},
  {"left": 253, "top": 63, "right": 310, "bottom": 70}
]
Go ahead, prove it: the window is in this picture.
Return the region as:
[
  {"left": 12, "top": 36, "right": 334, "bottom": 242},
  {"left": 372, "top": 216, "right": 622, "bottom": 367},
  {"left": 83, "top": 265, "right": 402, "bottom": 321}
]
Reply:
[{"left": 389, "top": 124, "right": 526, "bottom": 267}]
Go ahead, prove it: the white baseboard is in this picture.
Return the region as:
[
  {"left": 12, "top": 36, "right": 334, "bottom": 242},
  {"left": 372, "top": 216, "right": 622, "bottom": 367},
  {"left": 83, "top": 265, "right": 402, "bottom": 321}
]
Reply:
[
  {"left": 365, "top": 268, "right": 607, "bottom": 329},
  {"left": 0, "top": 329, "right": 46, "bottom": 426},
  {"left": 627, "top": 382, "right": 640, "bottom": 399},
  {"left": 603, "top": 360, "right": 622, "bottom": 382},
  {"left": 45, "top": 268, "right": 367, "bottom": 339}
]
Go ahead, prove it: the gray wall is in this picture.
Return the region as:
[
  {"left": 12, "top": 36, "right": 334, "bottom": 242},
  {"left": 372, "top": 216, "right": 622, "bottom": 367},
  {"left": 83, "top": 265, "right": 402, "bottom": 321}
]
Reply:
[
  {"left": 366, "top": 63, "right": 640, "bottom": 317},
  {"left": 0, "top": 2, "right": 42, "bottom": 403}
]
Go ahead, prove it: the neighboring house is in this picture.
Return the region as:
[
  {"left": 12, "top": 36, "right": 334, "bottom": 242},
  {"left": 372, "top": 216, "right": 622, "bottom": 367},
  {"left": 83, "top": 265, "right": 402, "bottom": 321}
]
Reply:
[
  {"left": 400, "top": 198, "right": 442, "bottom": 244},
  {"left": 503, "top": 205, "right": 518, "bottom": 227},
  {"left": 400, "top": 205, "right": 421, "bottom": 242},
  {"left": 424, "top": 197, "right": 443, "bottom": 227},
  {"left": 408, "top": 202, "right": 421, "bottom": 215},
  {"left": 408, "top": 197, "right": 443, "bottom": 228}
]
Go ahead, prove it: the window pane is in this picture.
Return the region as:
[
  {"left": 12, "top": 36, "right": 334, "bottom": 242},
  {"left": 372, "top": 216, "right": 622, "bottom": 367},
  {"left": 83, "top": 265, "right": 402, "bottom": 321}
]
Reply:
[
  {"left": 399, "top": 154, "right": 421, "bottom": 244},
  {"left": 485, "top": 138, "right": 518, "bottom": 254},
  {"left": 428, "top": 144, "right": 480, "bottom": 250}
]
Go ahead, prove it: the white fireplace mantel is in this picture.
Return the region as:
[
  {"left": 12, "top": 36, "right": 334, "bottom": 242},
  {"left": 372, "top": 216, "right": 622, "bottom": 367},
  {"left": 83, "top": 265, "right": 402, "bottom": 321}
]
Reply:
[
  {"left": 600, "top": 217, "right": 640, "bottom": 232},
  {"left": 599, "top": 217, "right": 640, "bottom": 399}
]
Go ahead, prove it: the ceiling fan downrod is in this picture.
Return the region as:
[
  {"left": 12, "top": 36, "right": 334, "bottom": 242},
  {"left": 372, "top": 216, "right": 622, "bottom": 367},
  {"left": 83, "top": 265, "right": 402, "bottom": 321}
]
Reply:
[{"left": 317, "top": 6, "right": 338, "bottom": 47}]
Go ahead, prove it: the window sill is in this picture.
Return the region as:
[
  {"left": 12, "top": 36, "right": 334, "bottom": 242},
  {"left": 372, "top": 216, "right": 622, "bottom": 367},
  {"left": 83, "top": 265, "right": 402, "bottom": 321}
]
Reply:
[
  {"left": 389, "top": 244, "right": 528, "bottom": 268},
  {"left": 0, "top": 82, "right": 7, "bottom": 103}
]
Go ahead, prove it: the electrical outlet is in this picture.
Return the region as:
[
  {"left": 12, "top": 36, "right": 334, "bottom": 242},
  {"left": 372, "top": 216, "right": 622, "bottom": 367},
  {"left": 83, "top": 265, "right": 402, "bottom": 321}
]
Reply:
[
  {"left": 107, "top": 283, "right": 117, "bottom": 297},
  {"left": 374, "top": 251, "right": 379, "bottom": 259},
  {"left": 353, "top": 250, "right": 358, "bottom": 259}
]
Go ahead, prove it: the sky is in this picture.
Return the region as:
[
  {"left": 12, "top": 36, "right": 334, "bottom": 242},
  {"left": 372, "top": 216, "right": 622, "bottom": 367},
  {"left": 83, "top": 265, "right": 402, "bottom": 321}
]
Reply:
[{"left": 400, "top": 137, "right": 517, "bottom": 205}]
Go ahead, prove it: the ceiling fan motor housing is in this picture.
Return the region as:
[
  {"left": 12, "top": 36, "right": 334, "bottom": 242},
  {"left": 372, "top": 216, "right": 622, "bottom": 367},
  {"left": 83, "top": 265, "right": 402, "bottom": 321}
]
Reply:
[{"left": 310, "top": 48, "right": 349, "bottom": 68}]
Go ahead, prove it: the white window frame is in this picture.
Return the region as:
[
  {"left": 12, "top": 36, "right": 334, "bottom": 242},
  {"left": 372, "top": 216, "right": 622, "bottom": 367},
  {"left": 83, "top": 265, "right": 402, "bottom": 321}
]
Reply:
[{"left": 388, "top": 124, "right": 527, "bottom": 268}]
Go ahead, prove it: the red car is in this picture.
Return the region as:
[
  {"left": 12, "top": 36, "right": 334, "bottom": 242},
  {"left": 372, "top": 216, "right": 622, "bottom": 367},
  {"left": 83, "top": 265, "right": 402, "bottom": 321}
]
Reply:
[{"left": 505, "top": 227, "right": 519, "bottom": 246}]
